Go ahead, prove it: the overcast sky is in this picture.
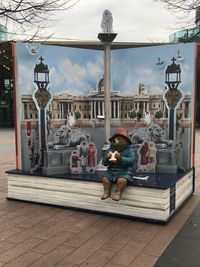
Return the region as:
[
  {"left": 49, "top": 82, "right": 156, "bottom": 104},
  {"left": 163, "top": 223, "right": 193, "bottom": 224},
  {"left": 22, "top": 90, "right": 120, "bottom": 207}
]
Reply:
[{"left": 47, "top": 0, "right": 193, "bottom": 43}]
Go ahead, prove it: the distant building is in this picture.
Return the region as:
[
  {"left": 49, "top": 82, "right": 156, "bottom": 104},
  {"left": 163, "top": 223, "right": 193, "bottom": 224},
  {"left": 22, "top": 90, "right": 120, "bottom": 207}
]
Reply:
[
  {"left": 0, "top": 26, "right": 10, "bottom": 126},
  {"left": 169, "top": 7, "right": 200, "bottom": 127},
  {"left": 0, "top": 25, "right": 8, "bottom": 41},
  {"left": 169, "top": 6, "right": 200, "bottom": 43},
  {"left": 0, "top": 42, "right": 13, "bottom": 127},
  {"left": 169, "top": 27, "right": 200, "bottom": 43}
]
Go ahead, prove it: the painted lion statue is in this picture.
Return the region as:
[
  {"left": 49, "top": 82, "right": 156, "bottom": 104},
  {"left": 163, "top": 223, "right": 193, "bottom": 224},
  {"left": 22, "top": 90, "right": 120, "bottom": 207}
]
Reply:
[
  {"left": 49, "top": 125, "right": 87, "bottom": 149},
  {"left": 146, "top": 123, "right": 167, "bottom": 143}
]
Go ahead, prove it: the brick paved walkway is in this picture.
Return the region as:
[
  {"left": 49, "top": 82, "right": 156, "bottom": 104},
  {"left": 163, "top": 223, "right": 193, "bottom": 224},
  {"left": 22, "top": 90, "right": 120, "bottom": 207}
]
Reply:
[{"left": 0, "top": 128, "right": 200, "bottom": 267}]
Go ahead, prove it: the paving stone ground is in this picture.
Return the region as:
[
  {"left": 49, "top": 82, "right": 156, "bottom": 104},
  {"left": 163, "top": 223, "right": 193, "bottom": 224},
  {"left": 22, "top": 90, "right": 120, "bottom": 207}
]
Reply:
[{"left": 0, "top": 128, "right": 200, "bottom": 267}]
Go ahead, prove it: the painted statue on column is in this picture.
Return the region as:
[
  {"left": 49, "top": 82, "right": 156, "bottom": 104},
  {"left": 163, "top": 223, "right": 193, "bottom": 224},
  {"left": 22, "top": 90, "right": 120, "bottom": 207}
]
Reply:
[
  {"left": 146, "top": 141, "right": 157, "bottom": 172},
  {"left": 101, "top": 10, "right": 113, "bottom": 33},
  {"left": 136, "top": 140, "right": 157, "bottom": 172},
  {"left": 70, "top": 141, "right": 97, "bottom": 174},
  {"left": 87, "top": 142, "right": 97, "bottom": 173},
  {"left": 136, "top": 141, "right": 149, "bottom": 172},
  {"left": 70, "top": 150, "right": 80, "bottom": 174}
]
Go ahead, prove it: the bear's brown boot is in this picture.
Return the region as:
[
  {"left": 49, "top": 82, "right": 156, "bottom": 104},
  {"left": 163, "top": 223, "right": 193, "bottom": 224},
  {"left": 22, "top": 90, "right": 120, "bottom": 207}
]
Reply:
[
  {"left": 112, "top": 178, "right": 127, "bottom": 201},
  {"left": 101, "top": 177, "right": 112, "bottom": 200}
]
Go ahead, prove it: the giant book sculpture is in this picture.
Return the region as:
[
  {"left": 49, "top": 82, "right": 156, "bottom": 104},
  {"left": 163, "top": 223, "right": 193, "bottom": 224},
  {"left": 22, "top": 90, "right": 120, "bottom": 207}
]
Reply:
[{"left": 6, "top": 41, "right": 197, "bottom": 223}]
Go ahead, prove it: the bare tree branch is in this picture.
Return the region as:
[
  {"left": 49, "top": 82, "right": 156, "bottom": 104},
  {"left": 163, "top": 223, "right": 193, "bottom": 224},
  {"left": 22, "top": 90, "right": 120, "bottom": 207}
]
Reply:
[
  {"left": 156, "top": 0, "right": 200, "bottom": 11},
  {"left": 155, "top": 0, "right": 200, "bottom": 29},
  {"left": 0, "top": 0, "right": 80, "bottom": 40}
]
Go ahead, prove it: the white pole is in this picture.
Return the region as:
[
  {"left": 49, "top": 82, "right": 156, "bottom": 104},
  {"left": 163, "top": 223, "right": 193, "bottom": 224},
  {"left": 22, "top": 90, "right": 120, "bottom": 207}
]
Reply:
[{"left": 104, "top": 43, "right": 111, "bottom": 144}]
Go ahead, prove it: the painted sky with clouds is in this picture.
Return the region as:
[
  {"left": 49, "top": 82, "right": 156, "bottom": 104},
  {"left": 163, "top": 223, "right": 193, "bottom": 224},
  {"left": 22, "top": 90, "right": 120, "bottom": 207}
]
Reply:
[
  {"left": 16, "top": 42, "right": 195, "bottom": 98},
  {"left": 112, "top": 43, "right": 195, "bottom": 95},
  {"left": 17, "top": 42, "right": 104, "bottom": 96}
]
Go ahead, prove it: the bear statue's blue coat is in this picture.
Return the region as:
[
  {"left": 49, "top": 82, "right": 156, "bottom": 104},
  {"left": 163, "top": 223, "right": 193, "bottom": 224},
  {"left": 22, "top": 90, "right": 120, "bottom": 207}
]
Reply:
[{"left": 102, "top": 144, "right": 134, "bottom": 183}]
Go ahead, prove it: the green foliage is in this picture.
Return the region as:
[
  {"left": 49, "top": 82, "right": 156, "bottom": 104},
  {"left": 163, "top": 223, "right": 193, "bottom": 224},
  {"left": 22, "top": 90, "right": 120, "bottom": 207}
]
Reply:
[
  {"left": 136, "top": 112, "right": 142, "bottom": 120},
  {"left": 155, "top": 110, "right": 163, "bottom": 119},
  {"left": 47, "top": 110, "right": 52, "bottom": 119},
  {"left": 74, "top": 110, "right": 81, "bottom": 120},
  {"left": 128, "top": 110, "right": 137, "bottom": 119}
]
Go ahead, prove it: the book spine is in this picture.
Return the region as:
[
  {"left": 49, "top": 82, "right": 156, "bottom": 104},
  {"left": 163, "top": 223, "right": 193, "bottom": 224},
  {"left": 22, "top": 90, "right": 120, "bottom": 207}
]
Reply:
[{"left": 170, "top": 184, "right": 176, "bottom": 214}]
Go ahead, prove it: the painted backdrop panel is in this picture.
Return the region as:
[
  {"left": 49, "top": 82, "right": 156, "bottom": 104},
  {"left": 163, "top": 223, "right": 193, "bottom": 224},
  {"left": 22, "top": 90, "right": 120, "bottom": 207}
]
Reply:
[{"left": 15, "top": 42, "right": 196, "bottom": 176}]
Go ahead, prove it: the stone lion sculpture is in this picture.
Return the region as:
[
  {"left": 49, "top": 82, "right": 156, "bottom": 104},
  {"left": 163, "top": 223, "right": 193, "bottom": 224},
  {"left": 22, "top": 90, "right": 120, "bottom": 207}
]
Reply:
[
  {"left": 49, "top": 125, "right": 87, "bottom": 149},
  {"left": 55, "top": 125, "right": 72, "bottom": 146},
  {"left": 101, "top": 9, "right": 113, "bottom": 33},
  {"left": 146, "top": 123, "right": 167, "bottom": 143}
]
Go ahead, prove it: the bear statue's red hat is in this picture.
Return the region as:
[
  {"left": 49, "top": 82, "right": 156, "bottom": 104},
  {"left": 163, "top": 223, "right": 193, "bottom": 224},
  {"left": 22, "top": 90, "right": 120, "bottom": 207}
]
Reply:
[{"left": 109, "top": 128, "right": 132, "bottom": 145}]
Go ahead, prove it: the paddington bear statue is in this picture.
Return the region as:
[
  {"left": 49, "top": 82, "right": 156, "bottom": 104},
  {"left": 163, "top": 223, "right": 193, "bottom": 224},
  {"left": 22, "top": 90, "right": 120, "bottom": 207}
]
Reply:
[{"left": 101, "top": 128, "right": 134, "bottom": 201}]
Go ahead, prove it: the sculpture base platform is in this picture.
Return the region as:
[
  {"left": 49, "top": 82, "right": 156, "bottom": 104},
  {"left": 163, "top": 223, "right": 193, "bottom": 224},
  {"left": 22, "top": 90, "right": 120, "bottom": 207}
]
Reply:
[
  {"left": 97, "top": 33, "right": 117, "bottom": 43},
  {"left": 6, "top": 169, "right": 194, "bottom": 223},
  {"left": 43, "top": 149, "right": 72, "bottom": 175},
  {"left": 156, "top": 164, "right": 178, "bottom": 174}
]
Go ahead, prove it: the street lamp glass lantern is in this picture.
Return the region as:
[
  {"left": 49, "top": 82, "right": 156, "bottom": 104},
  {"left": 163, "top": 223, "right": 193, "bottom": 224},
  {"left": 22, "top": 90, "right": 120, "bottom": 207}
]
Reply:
[
  {"left": 34, "top": 57, "right": 49, "bottom": 90},
  {"left": 165, "top": 57, "right": 181, "bottom": 89}
]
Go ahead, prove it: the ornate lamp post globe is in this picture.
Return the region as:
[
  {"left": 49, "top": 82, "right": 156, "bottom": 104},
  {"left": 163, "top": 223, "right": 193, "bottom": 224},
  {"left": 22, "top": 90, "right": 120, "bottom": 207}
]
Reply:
[
  {"left": 34, "top": 56, "right": 49, "bottom": 91},
  {"left": 165, "top": 57, "right": 181, "bottom": 90},
  {"left": 33, "top": 56, "right": 51, "bottom": 172},
  {"left": 164, "top": 57, "right": 183, "bottom": 141}
]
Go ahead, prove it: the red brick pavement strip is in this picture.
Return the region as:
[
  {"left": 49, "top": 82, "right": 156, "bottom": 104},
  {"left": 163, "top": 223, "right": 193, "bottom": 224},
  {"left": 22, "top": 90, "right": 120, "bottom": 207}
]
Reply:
[
  {"left": 29, "top": 245, "right": 75, "bottom": 267},
  {"left": 16, "top": 207, "right": 68, "bottom": 229},
  {"left": 0, "top": 238, "right": 44, "bottom": 263},
  {"left": 79, "top": 249, "right": 115, "bottom": 267},
  {"left": 33, "top": 212, "right": 89, "bottom": 241},
  {"left": 141, "top": 227, "right": 178, "bottom": 258},
  {"left": 55, "top": 260, "right": 79, "bottom": 267},
  {"left": 104, "top": 263, "right": 127, "bottom": 267},
  {"left": 129, "top": 253, "right": 158, "bottom": 267},
  {"left": 0, "top": 207, "right": 54, "bottom": 233},
  {"left": 102, "top": 221, "right": 146, "bottom": 254},
  {"left": 62, "top": 234, "right": 111, "bottom": 265},
  {"left": 0, "top": 130, "right": 200, "bottom": 266},
  {"left": 0, "top": 241, "right": 16, "bottom": 255},
  {"left": 32, "top": 230, "right": 75, "bottom": 254},
  {"left": 107, "top": 240, "right": 148, "bottom": 266},
  {"left": 7, "top": 224, "right": 49, "bottom": 244},
  {"left": 63, "top": 217, "right": 115, "bottom": 248},
  {"left": 2, "top": 251, "right": 44, "bottom": 267}
]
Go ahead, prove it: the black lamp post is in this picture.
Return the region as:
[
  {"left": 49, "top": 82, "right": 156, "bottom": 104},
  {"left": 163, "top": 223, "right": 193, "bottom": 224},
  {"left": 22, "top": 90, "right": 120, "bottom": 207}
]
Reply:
[
  {"left": 164, "top": 57, "right": 182, "bottom": 140},
  {"left": 33, "top": 56, "right": 51, "bottom": 171}
]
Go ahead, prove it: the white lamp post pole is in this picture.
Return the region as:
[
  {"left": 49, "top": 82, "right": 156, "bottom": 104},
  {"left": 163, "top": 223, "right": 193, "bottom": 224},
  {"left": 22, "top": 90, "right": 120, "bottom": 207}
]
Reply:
[
  {"left": 98, "top": 10, "right": 117, "bottom": 144},
  {"left": 104, "top": 42, "right": 111, "bottom": 143}
]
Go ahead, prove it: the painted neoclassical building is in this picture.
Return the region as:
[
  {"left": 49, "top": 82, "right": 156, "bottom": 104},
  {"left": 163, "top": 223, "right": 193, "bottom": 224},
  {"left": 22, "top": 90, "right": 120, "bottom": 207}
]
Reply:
[{"left": 22, "top": 81, "right": 191, "bottom": 127}]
